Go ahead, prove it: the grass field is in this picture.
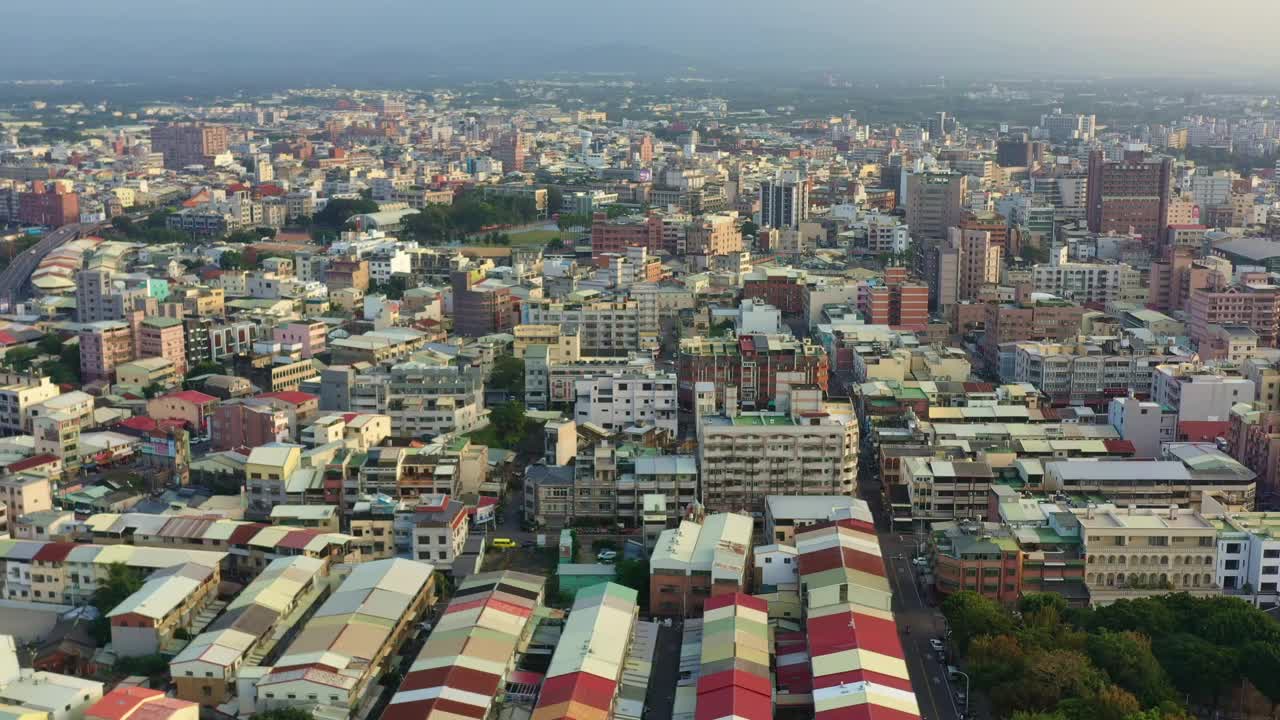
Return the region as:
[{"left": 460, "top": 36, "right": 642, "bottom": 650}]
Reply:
[{"left": 505, "top": 229, "right": 564, "bottom": 246}]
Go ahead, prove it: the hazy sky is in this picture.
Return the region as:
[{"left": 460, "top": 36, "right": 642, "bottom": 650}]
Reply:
[{"left": 4, "top": 0, "right": 1280, "bottom": 84}]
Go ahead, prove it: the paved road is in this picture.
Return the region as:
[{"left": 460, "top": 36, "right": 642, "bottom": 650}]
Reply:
[
  {"left": 0, "top": 223, "right": 90, "bottom": 303},
  {"left": 860, "top": 462, "right": 966, "bottom": 720}
]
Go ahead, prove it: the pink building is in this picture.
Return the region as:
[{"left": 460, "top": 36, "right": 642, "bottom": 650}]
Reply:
[
  {"left": 253, "top": 391, "right": 320, "bottom": 435},
  {"left": 147, "top": 390, "right": 219, "bottom": 437},
  {"left": 139, "top": 317, "right": 187, "bottom": 376},
  {"left": 79, "top": 321, "right": 135, "bottom": 382},
  {"left": 210, "top": 401, "right": 290, "bottom": 451},
  {"left": 272, "top": 321, "right": 328, "bottom": 359},
  {"left": 1188, "top": 276, "right": 1280, "bottom": 350}
]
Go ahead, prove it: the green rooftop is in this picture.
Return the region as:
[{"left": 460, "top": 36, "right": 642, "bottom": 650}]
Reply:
[{"left": 730, "top": 414, "right": 800, "bottom": 426}]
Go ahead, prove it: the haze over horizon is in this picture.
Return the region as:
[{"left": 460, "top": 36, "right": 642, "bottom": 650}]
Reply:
[{"left": 5, "top": 0, "right": 1280, "bottom": 85}]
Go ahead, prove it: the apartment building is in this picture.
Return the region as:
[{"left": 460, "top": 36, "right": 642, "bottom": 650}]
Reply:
[
  {"left": 407, "top": 494, "right": 469, "bottom": 572},
  {"left": 1031, "top": 256, "right": 1146, "bottom": 306},
  {"left": 1152, "top": 363, "right": 1255, "bottom": 424},
  {"left": 522, "top": 298, "right": 642, "bottom": 354},
  {"left": 903, "top": 457, "right": 995, "bottom": 521},
  {"left": 0, "top": 474, "right": 53, "bottom": 519},
  {"left": 139, "top": 317, "right": 187, "bottom": 377},
  {"left": 1085, "top": 149, "right": 1173, "bottom": 241},
  {"left": 1012, "top": 339, "right": 1170, "bottom": 404},
  {"left": 649, "top": 512, "right": 753, "bottom": 618},
  {"left": 573, "top": 369, "right": 676, "bottom": 435},
  {"left": 697, "top": 409, "right": 858, "bottom": 515},
  {"left": 677, "top": 334, "right": 829, "bottom": 410},
  {"left": 944, "top": 225, "right": 1002, "bottom": 303},
  {"left": 79, "top": 322, "right": 134, "bottom": 383},
  {"left": 348, "top": 364, "right": 485, "bottom": 438},
  {"left": 1078, "top": 504, "right": 1218, "bottom": 606},
  {"left": 0, "top": 374, "right": 60, "bottom": 435},
  {"left": 1213, "top": 513, "right": 1280, "bottom": 606},
  {"left": 979, "top": 298, "right": 1086, "bottom": 373},
  {"left": 1188, "top": 280, "right": 1280, "bottom": 350},
  {"left": 524, "top": 348, "right": 653, "bottom": 410}
]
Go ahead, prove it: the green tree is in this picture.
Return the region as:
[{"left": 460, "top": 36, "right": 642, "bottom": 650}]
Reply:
[
  {"left": 991, "top": 649, "right": 1105, "bottom": 717},
  {"left": 372, "top": 276, "right": 409, "bottom": 300},
  {"left": 490, "top": 400, "right": 531, "bottom": 448},
  {"left": 186, "top": 361, "right": 226, "bottom": 378},
  {"left": 220, "top": 251, "right": 246, "bottom": 270},
  {"left": 942, "top": 590, "right": 1015, "bottom": 654},
  {"left": 3, "top": 347, "right": 39, "bottom": 372},
  {"left": 1086, "top": 631, "right": 1176, "bottom": 707},
  {"left": 36, "top": 332, "right": 64, "bottom": 357},
  {"left": 968, "top": 634, "right": 1027, "bottom": 690},
  {"left": 489, "top": 356, "right": 525, "bottom": 395},
  {"left": 614, "top": 557, "right": 649, "bottom": 610},
  {"left": 740, "top": 219, "right": 759, "bottom": 239},
  {"left": 1242, "top": 640, "right": 1280, "bottom": 712},
  {"left": 89, "top": 563, "right": 145, "bottom": 644},
  {"left": 142, "top": 383, "right": 164, "bottom": 399},
  {"left": 1152, "top": 633, "right": 1238, "bottom": 708},
  {"left": 1059, "top": 685, "right": 1141, "bottom": 720},
  {"left": 709, "top": 320, "right": 735, "bottom": 338},
  {"left": 313, "top": 197, "right": 379, "bottom": 229}
]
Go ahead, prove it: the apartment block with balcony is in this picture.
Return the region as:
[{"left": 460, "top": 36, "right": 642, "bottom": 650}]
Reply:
[{"left": 1079, "top": 504, "right": 1219, "bottom": 606}]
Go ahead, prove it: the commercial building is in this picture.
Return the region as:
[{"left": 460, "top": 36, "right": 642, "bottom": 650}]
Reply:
[
  {"left": 759, "top": 169, "right": 809, "bottom": 229},
  {"left": 649, "top": 512, "right": 753, "bottom": 618},
  {"left": 17, "top": 182, "right": 79, "bottom": 227},
  {"left": 150, "top": 123, "right": 229, "bottom": 169},
  {"left": 858, "top": 266, "right": 929, "bottom": 329},
  {"left": 906, "top": 171, "right": 967, "bottom": 241},
  {"left": 255, "top": 558, "right": 435, "bottom": 715},
  {"left": 1086, "top": 149, "right": 1173, "bottom": 242},
  {"left": 978, "top": 298, "right": 1086, "bottom": 374},
  {"left": 1012, "top": 339, "right": 1170, "bottom": 405},
  {"left": 1187, "top": 279, "right": 1280, "bottom": 350},
  {"left": 384, "top": 571, "right": 546, "bottom": 720}
]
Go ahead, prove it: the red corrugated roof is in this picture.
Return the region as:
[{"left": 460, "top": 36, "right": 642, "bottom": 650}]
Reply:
[
  {"left": 703, "top": 591, "right": 768, "bottom": 614},
  {"left": 799, "top": 546, "right": 886, "bottom": 579},
  {"left": 7, "top": 454, "right": 59, "bottom": 472},
  {"left": 399, "top": 664, "right": 501, "bottom": 696},
  {"left": 256, "top": 391, "right": 317, "bottom": 405},
  {"left": 807, "top": 609, "right": 902, "bottom": 659},
  {"left": 118, "top": 416, "right": 158, "bottom": 432},
  {"left": 536, "top": 671, "right": 619, "bottom": 712},
  {"left": 228, "top": 523, "right": 268, "bottom": 546},
  {"left": 1178, "top": 421, "right": 1228, "bottom": 443},
  {"left": 816, "top": 705, "right": 921, "bottom": 720},
  {"left": 276, "top": 529, "right": 322, "bottom": 550},
  {"left": 813, "top": 668, "right": 915, "bottom": 692},
  {"left": 1102, "top": 439, "right": 1137, "bottom": 455},
  {"left": 694, "top": 684, "right": 772, "bottom": 720},
  {"left": 85, "top": 687, "right": 165, "bottom": 720},
  {"left": 161, "top": 390, "right": 218, "bottom": 405},
  {"left": 697, "top": 668, "right": 773, "bottom": 699},
  {"left": 33, "top": 542, "right": 77, "bottom": 563}
]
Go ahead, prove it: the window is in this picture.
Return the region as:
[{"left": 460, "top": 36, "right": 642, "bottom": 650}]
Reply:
[
  {"left": 765, "top": 557, "right": 772, "bottom": 564},
  {"left": 438, "top": 551, "right": 447, "bottom": 560},
  {"left": 1265, "top": 549, "right": 1280, "bottom": 559}
]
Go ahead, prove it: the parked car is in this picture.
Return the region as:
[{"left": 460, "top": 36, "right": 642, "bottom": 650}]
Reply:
[
  {"left": 911, "top": 556, "right": 929, "bottom": 567},
  {"left": 491, "top": 537, "right": 517, "bottom": 549},
  {"left": 929, "top": 638, "right": 945, "bottom": 652},
  {"left": 597, "top": 549, "right": 618, "bottom": 563}
]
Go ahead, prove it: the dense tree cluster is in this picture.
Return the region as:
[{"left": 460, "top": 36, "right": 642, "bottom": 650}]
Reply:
[
  {"left": 943, "top": 591, "right": 1280, "bottom": 720},
  {"left": 402, "top": 194, "right": 539, "bottom": 243}
]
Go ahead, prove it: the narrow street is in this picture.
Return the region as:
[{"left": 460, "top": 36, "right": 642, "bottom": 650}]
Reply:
[{"left": 860, "top": 458, "right": 966, "bottom": 720}]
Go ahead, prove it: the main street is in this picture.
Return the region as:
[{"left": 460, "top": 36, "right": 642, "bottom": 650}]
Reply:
[
  {"left": 860, "top": 456, "right": 966, "bottom": 720},
  {"left": 0, "top": 223, "right": 91, "bottom": 303}
]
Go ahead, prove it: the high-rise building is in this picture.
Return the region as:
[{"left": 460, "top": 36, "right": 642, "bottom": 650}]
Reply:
[
  {"left": 451, "top": 268, "right": 518, "bottom": 337},
  {"left": 905, "top": 171, "right": 967, "bottom": 241},
  {"left": 946, "top": 225, "right": 1003, "bottom": 303},
  {"left": 79, "top": 321, "right": 135, "bottom": 383},
  {"left": 17, "top": 181, "right": 79, "bottom": 227},
  {"left": 858, "top": 266, "right": 929, "bottom": 329},
  {"left": 75, "top": 270, "right": 127, "bottom": 323},
  {"left": 759, "top": 169, "right": 809, "bottom": 229},
  {"left": 150, "top": 123, "right": 229, "bottom": 169},
  {"left": 1086, "top": 149, "right": 1173, "bottom": 242},
  {"left": 493, "top": 129, "right": 526, "bottom": 173}
]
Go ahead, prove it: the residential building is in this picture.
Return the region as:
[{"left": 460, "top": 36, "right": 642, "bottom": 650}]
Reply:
[
  {"left": 1152, "top": 363, "right": 1255, "bottom": 424},
  {"left": 677, "top": 334, "right": 829, "bottom": 410},
  {"left": 697, "top": 407, "right": 858, "bottom": 515},
  {"left": 109, "top": 562, "right": 219, "bottom": 658},
  {"left": 0, "top": 374, "right": 59, "bottom": 435},
  {"left": 1109, "top": 395, "right": 1178, "bottom": 458},
  {"left": 408, "top": 494, "right": 469, "bottom": 572},
  {"left": 906, "top": 171, "right": 967, "bottom": 241},
  {"left": 0, "top": 474, "right": 53, "bottom": 519},
  {"left": 759, "top": 169, "right": 809, "bottom": 229},
  {"left": 944, "top": 225, "right": 1002, "bottom": 303},
  {"left": 150, "top": 123, "right": 229, "bottom": 169},
  {"left": 79, "top": 322, "right": 134, "bottom": 383},
  {"left": 573, "top": 370, "right": 677, "bottom": 435},
  {"left": 147, "top": 391, "right": 219, "bottom": 437},
  {"left": 1012, "top": 339, "right": 1170, "bottom": 405},
  {"left": 649, "top": 512, "right": 754, "bottom": 618},
  {"left": 139, "top": 317, "right": 187, "bottom": 377},
  {"left": 522, "top": 298, "right": 643, "bottom": 354},
  {"left": 858, "top": 266, "right": 929, "bottom": 329},
  {"left": 1187, "top": 279, "right": 1280, "bottom": 350},
  {"left": 1044, "top": 444, "right": 1255, "bottom": 510},
  {"left": 86, "top": 688, "right": 197, "bottom": 720},
  {"left": 114, "top": 358, "right": 178, "bottom": 390},
  {"left": 255, "top": 559, "right": 434, "bottom": 716}
]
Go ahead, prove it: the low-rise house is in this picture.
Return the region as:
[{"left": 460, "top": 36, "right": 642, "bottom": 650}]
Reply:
[
  {"left": 649, "top": 511, "right": 753, "bottom": 618},
  {"left": 108, "top": 561, "right": 220, "bottom": 657}
]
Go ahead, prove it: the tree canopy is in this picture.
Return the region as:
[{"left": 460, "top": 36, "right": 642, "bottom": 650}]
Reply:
[{"left": 313, "top": 197, "right": 379, "bottom": 229}]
